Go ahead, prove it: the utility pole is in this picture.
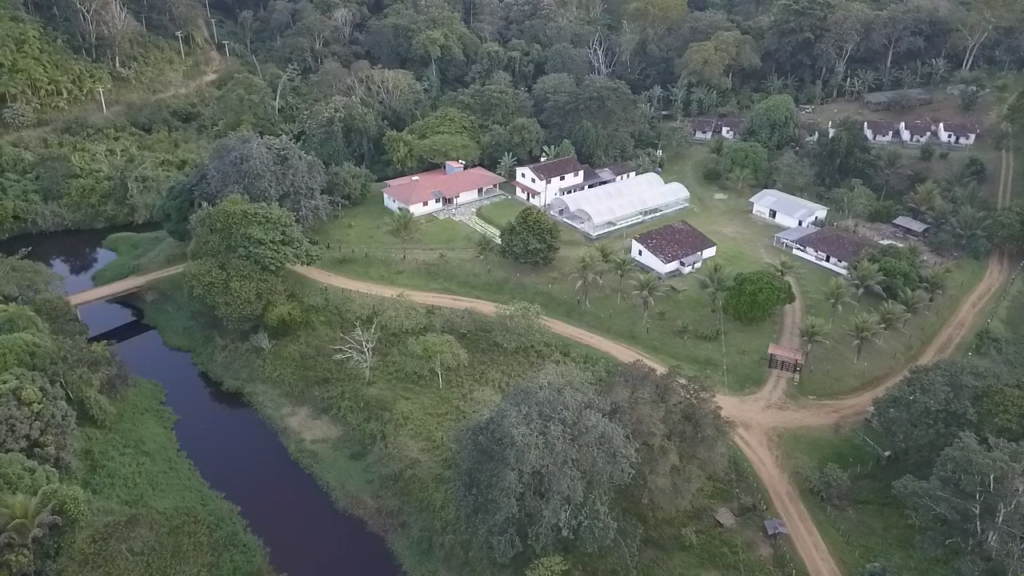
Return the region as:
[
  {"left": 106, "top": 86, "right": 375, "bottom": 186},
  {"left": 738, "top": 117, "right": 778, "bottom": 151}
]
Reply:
[
  {"left": 204, "top": 0, "right": 210, "bottom": 16},
  {"left": 222, "top": 40, "right": 230, "bottom": 58},
  {"left": 98, "top": 87, "right": 107, "bottom": 114},
  {"left": 210, "top": 18, "right": 217, "bottom": 42},
  {"left": 175, "top": 31, "right": 185, "bottom": 60}
]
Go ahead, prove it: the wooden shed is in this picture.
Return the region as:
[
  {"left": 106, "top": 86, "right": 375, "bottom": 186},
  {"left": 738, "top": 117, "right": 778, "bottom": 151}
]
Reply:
[
  {"left": 892, "top": 216, "right": 931, "bottom": 238},
  {"left": 764, "top": 518, "right": 789, "bottom": 541},
  {"left": 767, "top": 344, "right": 803, "bottom": 373}
]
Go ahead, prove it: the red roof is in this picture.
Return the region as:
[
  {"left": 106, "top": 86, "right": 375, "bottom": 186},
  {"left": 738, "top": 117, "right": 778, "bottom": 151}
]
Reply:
[{"left": 383, "top": 166, "right": 505, "bottom": 206}]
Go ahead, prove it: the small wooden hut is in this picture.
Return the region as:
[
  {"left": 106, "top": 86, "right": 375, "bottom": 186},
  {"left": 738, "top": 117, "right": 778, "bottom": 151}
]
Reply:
[
  {"left": 767, "top": 344, "right": 803, "bottom": 373},
  {"left": 764, "top": 518, "right": 789, "bottom": 541}
]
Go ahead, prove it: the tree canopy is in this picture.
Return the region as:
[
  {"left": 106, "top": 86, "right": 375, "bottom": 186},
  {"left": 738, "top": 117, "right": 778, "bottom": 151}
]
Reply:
[
  {"left": 722, "top": 270, "right": 795, "bottom": 324},
  {"left": 499, "top": 206, "right": 561, "bottom": 266}
]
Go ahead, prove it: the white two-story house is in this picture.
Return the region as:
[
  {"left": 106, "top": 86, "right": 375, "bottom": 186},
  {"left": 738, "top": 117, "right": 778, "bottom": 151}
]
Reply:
[{"left": 513, "top": 156, "right": 586, "bottom": 207}]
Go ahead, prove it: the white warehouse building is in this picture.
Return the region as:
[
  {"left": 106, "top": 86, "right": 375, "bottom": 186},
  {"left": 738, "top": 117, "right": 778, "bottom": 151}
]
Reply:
[
  {"left": 749, "top": 189, "right": 828, "bottom": 228},
  {"left": 548, "top": 173, "right": 690, "bottom": 237}
]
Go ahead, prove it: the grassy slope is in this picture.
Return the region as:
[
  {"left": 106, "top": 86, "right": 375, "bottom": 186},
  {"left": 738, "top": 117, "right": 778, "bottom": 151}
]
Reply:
[
  {"left": 92, "top": 230, "right": 188, "bottom": 285},
  {"left": 133, "top": 273, "right": 802, "bottom": 576},
  {"left": 56, "top": 379, "right": 269, "bottom": 576},
  {"left": 778, "top": 427, "right": 960, "bottom": 575}
]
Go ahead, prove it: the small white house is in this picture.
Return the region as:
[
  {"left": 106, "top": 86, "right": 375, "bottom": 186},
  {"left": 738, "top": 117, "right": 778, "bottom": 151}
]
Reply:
[
  {"left": 632, "top": 220, "right": 717, "bottom": 276},
  {"left": 749, "top": 189, "right": 828, "bottom": 229},
  {"left": 899, "top": 121, "right": 933, "bottom": 144},
  {"left": 513, "top": 156, "right": 585, "bottom": 207},
  {"left": 864, "top": 120, "right": 896, "bottom": 143},
  {"left": 382, "top": 161, "right": 505, "bottom": 216},
  {"left": 773, "top": 227, "right": 877, "bottom": 275},
  {"left": 720, "top": 118, "right": 743, "bottom": 140},
  {"left": 691, "top": 118, "right": 717, "bottom": 141},
  {"left": 938, "top": 122, "right": 978, "bottom": 146}
]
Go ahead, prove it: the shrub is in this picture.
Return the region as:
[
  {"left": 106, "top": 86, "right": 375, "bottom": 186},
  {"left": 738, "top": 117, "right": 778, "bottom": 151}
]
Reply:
[
  {"left": 965, "top": 155, "right": 987, "bottom": 182},
  {"left": 263, "top": 301, "right": 306, "bottom": 335},
  {"left": 722, "top": 270, "right": 795, "bottom": 324},
  {"left": 919, "top": 143, "right": 936, "bottom": 162},
  {"left": 702, "top": 164, "right": 722, "bottom": 182},
  {"left": 1, "top": 104, "right": 36, "bottom": 130},
  {"left": 938, "top": 150, "right": 950, "bottom": 160},
  {"left": 499, "top": 206, "right": 560, "bottom": 266}
]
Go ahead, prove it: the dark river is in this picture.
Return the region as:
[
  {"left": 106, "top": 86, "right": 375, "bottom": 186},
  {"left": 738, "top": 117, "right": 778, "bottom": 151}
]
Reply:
[{"left": 1, "top": 228, "right": 403, "bottom": 576}]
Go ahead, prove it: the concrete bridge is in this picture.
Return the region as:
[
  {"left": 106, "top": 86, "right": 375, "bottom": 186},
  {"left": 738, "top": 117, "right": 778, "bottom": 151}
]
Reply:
[{"left": 67, "top": 265, "right": 186, "bottom": 307}]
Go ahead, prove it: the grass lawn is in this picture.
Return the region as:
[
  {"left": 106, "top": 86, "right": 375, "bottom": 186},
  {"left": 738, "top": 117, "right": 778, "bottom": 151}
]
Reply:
[
  {"left": 778, "top": 427, "right": 961, "bottom": 575},
  {"left": 793, "top": 255, "right": 987, "bottom": 398},
  {"left": 476, "top": 198, "right": 524, "bottom": 228},
  {"left": 311, "top": 191, "right": 481, "bottom": 251}
]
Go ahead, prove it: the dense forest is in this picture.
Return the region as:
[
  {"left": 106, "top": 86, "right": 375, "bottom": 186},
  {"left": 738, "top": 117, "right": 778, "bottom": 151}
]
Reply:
[{"left": 2, "top": 0, "right": 1024, "bottom": 241}]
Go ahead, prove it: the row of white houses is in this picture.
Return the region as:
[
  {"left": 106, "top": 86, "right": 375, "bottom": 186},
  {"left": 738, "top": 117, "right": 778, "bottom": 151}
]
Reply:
[{"left": 820, "top": 120, "right": 979, "bottom": 146}]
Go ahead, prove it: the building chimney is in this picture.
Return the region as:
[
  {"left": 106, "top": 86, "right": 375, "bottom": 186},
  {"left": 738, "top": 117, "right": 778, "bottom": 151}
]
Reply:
[
  {"left": 411, "top": 176, "right": 419, "bottom": 181},
  {"left": 444, "top": 161, "right": 463, "bottom": 175},
  {"left": 540, "top": 156, "right": 548, "bottom": 162}
]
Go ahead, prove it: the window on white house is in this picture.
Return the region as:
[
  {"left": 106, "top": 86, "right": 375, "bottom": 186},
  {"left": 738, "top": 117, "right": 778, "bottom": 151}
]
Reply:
[
  {"left": 422, "top": 201, "right": 429, "bottom": 207},
  {"left": 435, "top": 198, "right": 441, "bottom": 204},
  {"left": 638, "top": 249, "right": 643, "bottom": 256},
  {"left": 574, "top": 171, "right": 579, "bottom": 176},
  {"left": 531, "top": 177, "right": 536, "bottom": 183},
  {"left": 559, "top": 175, "right": 565, "bottom": 181}
]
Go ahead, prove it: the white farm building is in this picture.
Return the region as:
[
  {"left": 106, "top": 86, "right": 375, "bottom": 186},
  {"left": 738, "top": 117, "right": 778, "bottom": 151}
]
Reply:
[
  {"left": 548, "top": 173, "right": 690, "bottom": 237},
  {"left": 632, "top": 220, "right": 716, "bottom": 276},
  {"left": 749, "top": 189, "right": 828, "bottom": 228}
]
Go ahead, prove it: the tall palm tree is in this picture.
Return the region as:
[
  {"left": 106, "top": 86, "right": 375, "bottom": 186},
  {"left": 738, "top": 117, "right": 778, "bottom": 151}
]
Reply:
[
  {"left": 762, "top": 73, "right": 784, "bottom": 95},
  {"left": 876, "top": 300, "right": 910, "bottom": 342},
  {"left": 847, "top": 260, "right": 886, "bottom": 302},
  {"left": 918, "top": 265, "right": 951, "bottom": 302},
  {"left": 896, "top": 287, "right": 930, "bottom": 328},
  {"left": 928, "top": 57, "right": 948, "bottom": 85},
  {"left": 644, "top": 84, "right": 664, "bottom": 111},
  {"left": 608, "top": 255, "right": 634, "bottom": 303},
  {"left": 476, "top": 234, "right": 497, "bottom": 260},
  {"left": 823, "top": 276, "right": 853, "bottom": 328},
  {"left": 569, "top": 251, "right": 603, "bottom": 306},
  {"left": 875, "top": 148, "right": 903, "bottom": 199},
  {"left": 800, "top": 316, "right": 830, "bottom": 361},
  {"left": 669, "top": 82, "right": 688, "bottom": 119},
  {"left": 905, "top": 181, "right": 943, "bottom": 217},
  {"left": 541, "top": 144, "right": 558, "bottom": 159},
  {"left": 632, "top": 272, "right": 666, "bottom": 329},
  {"left": 949, "top": 207, "right": 992, "bottom": 251},
  {"left": 698, "top": 260, "right": 732, "bottom": 312},
  {"left": 708, "top": 137, "right": 727, "bottom": 157},
  {"left": 496, "top": 152, "right": 517, "bottom": 179},
  {"left": 725, "top": 168, "right": 754, "bottom": 192},
  {"left": 766, "top": 255, "right": 798, "bottom": 278},
  {"left": 387, "top": 209, "right": 421, "bottom": 259},
  {"left": 594, "top": 243, "right": 617, "bottom": 265},
  {"left": 847, "top": 312, "right": 883, "bottom": 363},
  {"left": 856, "top": 69, "right": 879, "bottom": 92},
  {"left": 0, "top": 490, "right": 61, "bottom": 549}
]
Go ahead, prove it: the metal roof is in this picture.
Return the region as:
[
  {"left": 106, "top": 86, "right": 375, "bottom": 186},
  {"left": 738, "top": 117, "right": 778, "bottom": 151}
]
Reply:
[
  {"left": 550, "top": 173, "right": 690, "bottom": 227},
  {"left": 749, "top": 189, "right": 827, "bottom": 221},
  {"left": 892, "top": 216, "right": 930, "bottom": 233},
  {"left": 774, "top": 226, "right": 818, "bottom": 242}
]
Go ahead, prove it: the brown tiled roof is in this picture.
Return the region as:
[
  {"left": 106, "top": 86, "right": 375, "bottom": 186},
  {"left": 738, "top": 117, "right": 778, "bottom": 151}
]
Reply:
[
  {"left": 719, "top": 117, "right": 744, "bottom": 131},
  {"left": 902, "top": 121, "right": 932, "bottom": 137},
  {"left": 942, "top": 122, "right": 978, "bottom": 137},
  {"left": 865, "top": 120, "right": 895, "bottom": 134},
  {"left": 384, "top": 166, "right": 505, "bottom": 206},
  {"left": 796, "top": 228, "right": 877, "bottom": 263},
  {"left": 634, "top": 221, "right": 716, "bottom": 263},
  {"left": 603, "top": 162, "right": 635, "bottom": 176},
  {"left": 525, "top": 156, "right": 585, "bottom": 180}
]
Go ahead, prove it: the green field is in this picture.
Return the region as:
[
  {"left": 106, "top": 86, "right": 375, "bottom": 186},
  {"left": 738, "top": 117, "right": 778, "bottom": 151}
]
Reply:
[{"left": 778, "top": 426, "right": 962, "bottom": 575}]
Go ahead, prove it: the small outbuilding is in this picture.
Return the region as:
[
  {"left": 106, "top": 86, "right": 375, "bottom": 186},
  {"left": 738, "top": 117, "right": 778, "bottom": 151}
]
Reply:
[
  {"left": 691, "top": 118, "right": 718, "bottom": 140},
  {"left": 631, "top": 220, "right": 716, "bottom": 276},
  {"left": 863, "top": 120, "right": 896, "bottom": 143},
  {"left": 749, "top": 189, "right": 828, "bottom": 228},
  {"left": 938, "top": 122, "right": 979, "bottom": 146},
  {"left": 780, "top": 227, "right": 878, "bottom": 275},
  {"left": 767, "top": 344, "right": 803, "bottom": 373},
  {"left": 764, "top": 518, "right": 790, "bottom": 541},
  {"left": 714, "top": 507, "right": 737, "bottom": 528},
  {"left": 892, "top": 216, "right": 931, "bottom": 238},
  {"left": 863, "top": 89, "right": 933, "bottom": 112}
]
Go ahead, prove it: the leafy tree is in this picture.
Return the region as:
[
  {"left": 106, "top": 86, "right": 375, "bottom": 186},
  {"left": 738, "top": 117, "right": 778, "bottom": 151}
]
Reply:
[
  {"left": 407, "top": 333, "right": 468, "bottom": 388},
  {"left": 772, "top": 151, "right": 818, "bottom": 199},
  {"left": 525, "top": 555, "right": 570, "bottom": 576},
  {"left": 0, "top": 453, "right": 57, "bottom": 496},
  {"left": 847, "top": 312, "right": 883, "bottom": 362},
  {"left": 387, "top": 209, "right": 422, "bottom": 259},
  {"left": 847, "top": 260, "right": 886, "bottom": 302},
  {"left": 0, "top": 369, "right": 76, "bottom": 468},
  {"left": 867, "top": 245, "right": 920, "bottom": 297},
  {"left": 720, "top": 142, "right": 771, "bottom": 186},
  {"left": 0, "top": 307, "right": 44, "bottom": 336},
  {"left": 543, "top": 43, "right": 589, "bottom": 79},
  {"left": 569, "top": 251, "right": 603, "bottom": 306},
  {"left": 499, "top": 206, "right": 561, "bottom": 266},
  {"left": 324, "top": 163, "right": 376, "bottom": 208},
  {"left": 800, "top": 317, "right": 829, "bottom": 361},
  {"left": 446, "top": 82, "right": 532, "bottom": 128},
  {"left": 814, "top": 117, "right": 874, "bottom": 189},
  {"left": 765, "top": 255, "right": 797, "bottom": 278},
  {"left": 0, "top": 488, "right": 62, "bottom": 567},
  {"left": 748, "top": 94, "right": 798, "bottom": 151},
  {"left": 698, "top": 260, "right": 732, "bottom": 312},
  {"left": 994, "top": 204, "right": 1024, "bottom": 253},
  {"left": 497, "top": 152, "right": 517, "bottom": 179},
  {"left": 0, "top": 333, "right": 51, "bottom": 374},
  {"left": 808, "top": 463, "right": 850, "bottom": 503},
  {"left": 631, "top": 272, "right": 666, "bottom": 329},
  {"left": 186, "top": 197, "right": 322, "bottom": 327},
  {"left": 454, "top": 367, "right": 637, "bottom": 563},
  {"left": 722, "top": 270, "right": 795, "bottom": 324},
  {"left": 895, "top": 433, "right": 1024, "bottom": 571},
  {"left": 604, "top": 363, "right": 730, "bottom": 515},
  {"left": 677, "top": 31, "right": 759, "bottom": 91},
  {"left": 493, "top": 302, "right": 548, "bottom": 351}
]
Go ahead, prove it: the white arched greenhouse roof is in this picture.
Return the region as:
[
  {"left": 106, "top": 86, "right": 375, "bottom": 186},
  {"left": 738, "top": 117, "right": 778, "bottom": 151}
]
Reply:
[{"left": 549, "top": 173, "right": 690, "bottom": 226}]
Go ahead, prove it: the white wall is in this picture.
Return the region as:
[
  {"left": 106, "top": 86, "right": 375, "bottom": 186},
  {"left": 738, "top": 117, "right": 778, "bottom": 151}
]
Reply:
[
  {"left": 515, "top": 187, "right": 543, "bottom": 206},
  {"left": 721, "top": 127, "right": 737, "bottom": 139},
  {"left": 694, "top": 130, "right": 714, "bottom": 140},
  {"left": 515, "top": 166, "right": 584, "bottom": 206},
  {"left": 752, "top": 203, "right": 826, "bottom": 228},
  {"left": 790, "top": 246, "right": 850, "bottom": 275},
  {"left": 631, "top": 240, "right": 717, "bottom": 276},
  {"left": 615, "top": 171, "right": 637, "bottom": 182},
  {"left": 938, "top": 125, "right": 976, "bottom": 146}
]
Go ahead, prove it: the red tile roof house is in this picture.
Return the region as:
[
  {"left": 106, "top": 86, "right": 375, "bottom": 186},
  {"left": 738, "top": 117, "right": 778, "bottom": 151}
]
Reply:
[{"left": 382, "top": 161, "right": 505, "bottom": 216}]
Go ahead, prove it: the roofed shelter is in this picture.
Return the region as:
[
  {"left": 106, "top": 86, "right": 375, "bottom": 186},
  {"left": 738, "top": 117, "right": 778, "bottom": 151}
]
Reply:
[
  {"left": 749, "top": 189, "right": 828, "bottom": 228},
  {"left": 631, "top": 220, "right": 716, "bottom": 276},
  {"left": 767, "top": 344, "right": 803, "bottom": 373},
  {"left": 383, "top": 162, "right": 505, "bottom": 216},
  {"left": 863, "top": 88, "right": 933, "bottom": 112},
  {"left": 892, "top": 216, "right": 931, "bottom": 237},
  {"left": 549, "top": 173, "right": 690, "bottom": 237}
]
